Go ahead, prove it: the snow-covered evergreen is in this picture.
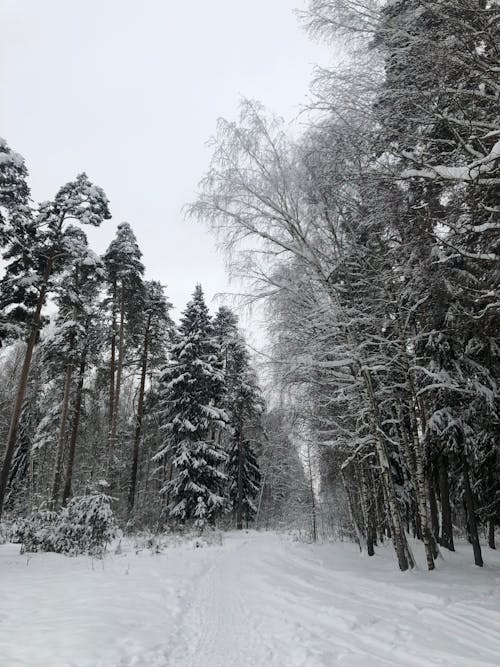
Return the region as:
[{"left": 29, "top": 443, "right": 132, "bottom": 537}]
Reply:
[{"left": 155, "top": 285, "right": 229, "bottom": 527}]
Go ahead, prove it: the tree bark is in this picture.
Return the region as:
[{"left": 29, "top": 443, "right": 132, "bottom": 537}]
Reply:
[
  {"left": 108, "top": 280, "right": 117, "bottom": 458},
  {"left": 50, "top": 361, "right": 73, "bottom": 507},
  {"left": 359, "top": 463, "right": 374, "bottom": 555},
  {"left": 108, "top": 282, "right": 125, "bottom": 475},
  {"left": 462, "top": 458, "right": 483, "bottom": 567},
  {"left": 236, "top": 424, "right": 244, "bottom": 530},
  {"left": 438, "top": 457, "right": 455, "bottom": 551},
  {"left": 0, "top": 256, "right": 53, "bottom": 518},
  {"left": 488, "top": 520, "right": 496, "bottom": 550},
  {"left": 363, "top": 369, "right": 414, "bottom": 571},
  {"left": 306, "top": 442, "right": 317, "bottom": 542},
  {"left": 428, "top": 476, "right": 440, "bottom": 543},
  {"left": 62, "top": 345, "right": 88, "bottom": 506},
  {"left": 127, "top": 322, "right": 150, "bottom": 518}
]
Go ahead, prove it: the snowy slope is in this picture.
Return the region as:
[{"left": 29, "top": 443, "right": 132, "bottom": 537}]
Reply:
[{"left": 1, "top": 531, "right": 499, "bottom": 667}]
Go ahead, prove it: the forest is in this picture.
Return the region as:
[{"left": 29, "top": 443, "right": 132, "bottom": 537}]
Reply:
[{"left": 0, "top": 0, "right": 499, "bottom": 581}]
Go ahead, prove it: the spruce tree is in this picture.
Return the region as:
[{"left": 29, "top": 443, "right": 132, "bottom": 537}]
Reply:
[
  {"left": 214, "top": 306, "right": 263, "bottom": 528},
  {"left": 155, "top": 285, "right": 228, "bottom": 528}
]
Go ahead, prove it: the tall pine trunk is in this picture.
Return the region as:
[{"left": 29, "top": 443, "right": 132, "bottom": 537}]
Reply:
[
  {"left": 62, "top": 345, "right": 88, "bottom": 506},
  {"left": 108, "top": 280, "right": 117, "bottom": 467},
  {"left": 108, "top": 282, "right": 125, "bottom": 474},
  {"left": 127, "top": 322, "right": 150, "bottom": 518},
  {"left": 0, "top": 256, "right": 53, "bottom": 518},
  {"left": 50, "top": 361, "right": 74, "bottom": 507}
]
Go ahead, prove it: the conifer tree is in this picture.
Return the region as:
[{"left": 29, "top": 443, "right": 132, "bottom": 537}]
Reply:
[
  {"left": 0, "top": 138, "right": 35, "bottom": 346},
  {"left": 214, "top": 306, "right": 263, "bottom": 528},
  {"left": 41, "top": 227, "right": 105, "bottom": 507},
  {"left": 127, "top": 280, "right": 174, "bottom": 518},
  {"left": 103, "top": 222, "right": 144, "bottom": 476},
  {"left": 0, "top": 174, "right": 110, "bottom": 517},
  {"left": 155, "top": 285, "right": 228, "bottom": 528}
]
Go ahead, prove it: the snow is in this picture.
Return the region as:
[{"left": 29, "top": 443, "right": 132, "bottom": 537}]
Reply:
[{"left": 1, "top": 531, "right": 500, "bottom": 667}]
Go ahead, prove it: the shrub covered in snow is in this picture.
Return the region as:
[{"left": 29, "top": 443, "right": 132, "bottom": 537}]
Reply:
[
  {"left": 12, "top": 509, "right": 60, "bottom": 553},
  {"left": 13, "top": 494, "right": 117, "bottom": 557},
  {"left": 57, "top": 494, "right": 117, "bottom": 556}
]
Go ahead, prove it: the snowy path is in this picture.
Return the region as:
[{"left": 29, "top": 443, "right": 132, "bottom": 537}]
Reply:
[{"left": 1, "top": 531, "right": 500, "bottom": 667}]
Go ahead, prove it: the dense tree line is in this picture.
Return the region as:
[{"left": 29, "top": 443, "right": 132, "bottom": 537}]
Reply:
[
  {"left": 0, "top": 140, "right": 298, "bottom": 533},
  {"left": 191, "top": 0, "right": 500, "bottom": 569}
]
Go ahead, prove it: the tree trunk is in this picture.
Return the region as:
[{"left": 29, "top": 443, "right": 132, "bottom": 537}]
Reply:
[
  {"left": 62, "top": 345, "right": 88, "bottom": 506},
  {"left": 341, "top": 466, "right": 366, "bottom": 552},
  {"left": 108, "top": 282, "right": 125, "bottom": 475},
  {"left": 306, "top": 442, "right": 317, "bottom": 542},
  {"left": 438, "top": 457, "right": 455, "bottom": 551},
  {"left": 363, "top": 369, "right": 414, "bottom": 570},
  {"left": 462, "top": 458, "right": 483, "bottom": 567},
  {"left": 0, "top": 256, "right": 53, "bottom": 518},
  {"left": 428, "top": 476, "right": 440, "bottom": 543},
  {"left": 108, "top": 280, "right": 117, "bottom": 444},
  {"left": 236, "top": 424, "right": 244, "bottom": 530},
  {"left": 359, "top": 463, "right": 374, "bottom": 556},
  {"left": 50, "top": 361, "right": 74, "bottom": 507},
  {"left": 127, "top": 323, "right": 150, "bottom": 518},
  {"left": 488, "top": 520, "right": 496, "bottom": 550}
]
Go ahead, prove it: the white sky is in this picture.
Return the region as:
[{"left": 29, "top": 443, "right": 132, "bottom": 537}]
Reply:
[{"left": 0, "top": 0, "right": 333, "bottom": 330}]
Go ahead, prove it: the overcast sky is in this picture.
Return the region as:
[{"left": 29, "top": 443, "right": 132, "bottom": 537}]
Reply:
[{"left": 0, "top": 0, "right": 332, "bottom": 331}]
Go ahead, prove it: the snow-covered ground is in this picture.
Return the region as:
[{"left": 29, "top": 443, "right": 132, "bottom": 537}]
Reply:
[{"left": 1, "top": 531, "right": 499, "bottom": 667}]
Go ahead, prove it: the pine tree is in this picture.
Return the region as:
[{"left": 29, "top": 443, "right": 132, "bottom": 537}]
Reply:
[
  {"left": 103, "top": 222, "right": 144, "bottom": 477},
  {"left": 155, "top": 285, "right": 228, "bottom": 528},
  {"left": 43, "top": 227, "right": 105, "bottom": 507},
  {"left": 0, "top": 173, "right": 110, "bottom": 517},
  {"left": 0, "top": 138, "right": 35, "bottom": 346}
]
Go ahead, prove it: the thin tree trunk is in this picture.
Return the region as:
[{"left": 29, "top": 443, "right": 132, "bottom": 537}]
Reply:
[
  {"left": 127, "top": 323, "right": 150, "bottom": 518},
  {"left": 359, "top": 463, "right": 374, "bottom": 556},
  {"left": 488, "top": 520, "right": 496, "bottom": 550},
  {"left": 236, "top": 424, "right": 244, "bottom": 530},
  {"left": 463, "top": 458, "right": 483, "bottom": 567},
  {"left": 108, "top": 281, "right": 117, "bottom": 457},
  {"left": 62, "top": 345, "right": 88, "bottom": 506},
  {"left": 0, "top": 256, "right": 53, "bottom": 518},
  {"left": 50, "top": 361, "right": 74, "bottom": 507},
  {"left": 363, "top": 369, "right": 414, "bottom": 570},
  {"left": 306, "top": 442, "right": 317, "bottom": 542},
  {"left": 108, "top": 282, "right": 125, "bottom": 474},
  {"left": 439, "top": 456, "right": 455, "bottom": 551},
  {"left": 428, "top": 476, "right": 439, "bottom": 543},
  {"left": 341, "top": 466, "right": 366, "bottom": 552}
]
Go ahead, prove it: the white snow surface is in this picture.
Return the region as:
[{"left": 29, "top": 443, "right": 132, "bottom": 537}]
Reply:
[{"left": 1, "top": 531, "right": 500, "bottom": 667}]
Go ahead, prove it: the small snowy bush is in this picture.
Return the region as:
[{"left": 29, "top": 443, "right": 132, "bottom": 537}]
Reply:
[
  {"left": 12, "top": 509, "right": 59, "bottom": 553},
  {"left": 57, "top": 494, "right": 117, "bottom": 556},
  {"left": 13, "top": 494, "right": 117, "bottom": 557}
]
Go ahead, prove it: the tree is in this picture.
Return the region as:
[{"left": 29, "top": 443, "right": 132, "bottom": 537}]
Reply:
[
  {"left": 0, "top": 173, "right": 110, "bottom": 518},
  {"left": 154, "top": 285, "right": 228, "bottom": 528},
  {"left": 127, "top": 280, "right": 174, "bottom": 518},
  {"left": 214, "top": 306, "right": 263, "bottom": 528},
  {"left": 103, "top": 222, "right": 144, "bottom": 477}
]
